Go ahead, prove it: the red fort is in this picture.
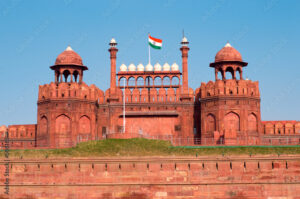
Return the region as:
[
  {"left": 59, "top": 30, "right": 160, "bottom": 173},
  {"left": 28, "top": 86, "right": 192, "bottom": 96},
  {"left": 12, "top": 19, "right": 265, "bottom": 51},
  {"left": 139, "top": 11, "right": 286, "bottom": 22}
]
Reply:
[{"left": 0, "top": 37, "right": 299, "bottom": 148}]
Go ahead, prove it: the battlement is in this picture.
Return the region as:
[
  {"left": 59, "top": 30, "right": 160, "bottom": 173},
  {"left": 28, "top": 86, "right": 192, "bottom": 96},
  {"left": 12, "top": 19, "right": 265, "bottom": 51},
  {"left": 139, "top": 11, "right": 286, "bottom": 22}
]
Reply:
[
  {"left": 38, "top": 82, "right": 105, "bottom": 103},
  {"left": 199, "top": 79, "right": 260, "bottom": 99},
  {"left": 262, "top": 120, "right": 300, "bottom": 135}
]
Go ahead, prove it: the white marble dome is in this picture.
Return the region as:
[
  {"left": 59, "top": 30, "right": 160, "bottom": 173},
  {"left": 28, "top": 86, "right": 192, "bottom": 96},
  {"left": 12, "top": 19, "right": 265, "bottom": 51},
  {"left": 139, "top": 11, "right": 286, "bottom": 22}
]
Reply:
[
  {"left": 163, "top": 63, "right": 170, "bottom": 71},
  {"left": 182, "top": 36, "right": 188, "bottom": 43},
  {"left": 120, "top": 64, "right": 127, "bottom": 72},
  {"left": 110, "top": 38, "right": 117, "bottom": 44},
  {"left": 171, "top": 62, "right": 179, "bottom": 71},
  {"left": 128, "top": 63, "right": 136, "bottom": 71},
  {"left": 154, "top": 63, "right": 162, "bottom": 71},
  {"left": 137, "top": 63, "right": 144, "bottom": 71},
  {"left": 145, "top": 63, "right": 153, "bottom": 71}
]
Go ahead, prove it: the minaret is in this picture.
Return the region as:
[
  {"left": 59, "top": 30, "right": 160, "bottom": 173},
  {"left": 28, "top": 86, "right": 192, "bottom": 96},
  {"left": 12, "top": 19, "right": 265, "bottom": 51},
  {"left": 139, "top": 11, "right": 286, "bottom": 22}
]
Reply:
[
  {"left": 180, "top": 36, "right": 190, "bottom": 100},
  {"left": 108, "top": 38, "right": 118, "bottom": 100}
]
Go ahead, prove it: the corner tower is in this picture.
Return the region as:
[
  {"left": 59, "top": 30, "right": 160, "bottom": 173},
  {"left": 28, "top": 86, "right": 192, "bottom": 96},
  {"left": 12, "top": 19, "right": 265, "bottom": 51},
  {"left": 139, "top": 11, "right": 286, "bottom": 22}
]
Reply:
[
  {"left": 37, "top": 46, "right": 103, "bottom": 148},
  {"left": 199, "top": 43, "right": 261, "bottom": 145}
]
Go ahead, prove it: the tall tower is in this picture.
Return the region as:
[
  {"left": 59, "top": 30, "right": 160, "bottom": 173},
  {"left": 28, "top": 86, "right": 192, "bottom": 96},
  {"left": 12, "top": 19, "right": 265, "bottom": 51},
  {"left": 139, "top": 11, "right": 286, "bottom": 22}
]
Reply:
[
  {"left": 108, "top": 38, "right": 119, "bottom": 102},
  {"left": 180, "top": 36, "right": 192, "bottom": 101},
  {"left": 199, "top": 43, "right": 261, "bottom": 145},
  {"left": 37, "top": 46, "right": 101, "bottom": 148}
]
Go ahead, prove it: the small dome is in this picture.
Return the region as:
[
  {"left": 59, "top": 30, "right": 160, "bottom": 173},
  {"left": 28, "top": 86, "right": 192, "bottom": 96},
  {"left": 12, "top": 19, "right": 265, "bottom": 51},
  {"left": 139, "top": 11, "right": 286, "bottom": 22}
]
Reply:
[
  {"left": 215, "top": 42, "right": 243, "bottom": 62},
  {"left": 120, "top": 64, "right": 127, "bottom": 72},
  {"left": 128, "top": 63, "right": 136, "bottom": 71},
  {"left": 154, "top": 63, "right": 162, "bottom": 71},
  {"left": 110, "top": 38, "right": 117, "bottom": 44},
  {"left": 137, "top": 63, "right": 144, "bottom": 71},
  {"left": 145, "top": 63, "right": 153, "bottom": 71},
  {"left": 55, "top": 46, "right": 83, "bottom": 66},
  {"left": 163, "top": 63, "right": 170, "bottom": 71},
  {"left": 182, "top": 36, "right": 188, "bottom": 43},
  {"left": 171, "top": 62, "right": 179, "bottom": 71}
]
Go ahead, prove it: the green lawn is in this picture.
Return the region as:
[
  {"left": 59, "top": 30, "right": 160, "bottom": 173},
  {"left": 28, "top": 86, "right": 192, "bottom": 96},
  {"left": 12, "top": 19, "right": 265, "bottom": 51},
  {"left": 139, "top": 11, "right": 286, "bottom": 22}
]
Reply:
[{"left": 1, "top": 138, "right": 300, "bottom": 158}]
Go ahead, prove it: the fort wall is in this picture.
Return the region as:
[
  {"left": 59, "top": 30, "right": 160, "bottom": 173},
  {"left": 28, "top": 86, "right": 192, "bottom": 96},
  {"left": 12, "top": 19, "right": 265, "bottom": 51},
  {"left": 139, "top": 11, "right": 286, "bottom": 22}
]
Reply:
[{"left": 0, "top": 155, "right": 300, "bottom": 198}]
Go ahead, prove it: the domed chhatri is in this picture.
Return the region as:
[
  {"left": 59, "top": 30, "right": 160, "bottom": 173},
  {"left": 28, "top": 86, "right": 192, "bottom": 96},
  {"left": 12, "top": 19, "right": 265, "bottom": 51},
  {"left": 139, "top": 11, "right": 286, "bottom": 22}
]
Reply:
[
  {"left": 137, "top": 63, "right": 144, "bottom": 71},
  {"left": 145, "top": 63, "right": 153, "bottom": 71},
  {"left": 154, "top": 63, "right": 162, "bottom": 71},
  {"left": 171, "top": 62, "right": 179, "bottom": 71},
  {"left": 163, "top": 63, "right": 170, "bottom": 71},
  {"left": 128, "top": 63, "right": 136, "bottom": 71},
  {"left": 120, "top": 64, "right": 127, "bottom": 72},
  {"left": 55, "top": 46, "right": 84, "bottom": 66},
  {"left": 215, "top": 42, "right": 243, "bottom": 62}
]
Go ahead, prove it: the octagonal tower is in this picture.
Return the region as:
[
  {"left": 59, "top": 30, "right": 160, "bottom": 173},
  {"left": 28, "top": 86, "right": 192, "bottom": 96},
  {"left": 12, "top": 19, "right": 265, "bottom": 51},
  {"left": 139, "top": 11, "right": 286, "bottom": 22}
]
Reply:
[
  {"left": 36, "top": 46, "right": 104, "bottom": 148},
  {"left": 199, "top": 43, "right": 261, "bottom": 145}
]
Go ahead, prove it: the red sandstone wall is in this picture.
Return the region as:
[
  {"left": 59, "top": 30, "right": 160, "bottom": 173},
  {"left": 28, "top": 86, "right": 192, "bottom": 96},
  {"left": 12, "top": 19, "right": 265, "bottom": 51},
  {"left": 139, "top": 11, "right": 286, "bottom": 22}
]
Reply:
[{"left": 0, "top": 155, "right": 300, "bottom": 198}]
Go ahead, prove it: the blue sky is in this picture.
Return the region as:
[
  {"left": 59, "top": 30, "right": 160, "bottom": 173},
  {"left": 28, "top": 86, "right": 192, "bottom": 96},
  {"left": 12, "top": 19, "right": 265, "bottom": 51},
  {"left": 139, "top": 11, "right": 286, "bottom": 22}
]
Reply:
[{"left": 0, "top": 0, "right": 299, "bottom": 125}]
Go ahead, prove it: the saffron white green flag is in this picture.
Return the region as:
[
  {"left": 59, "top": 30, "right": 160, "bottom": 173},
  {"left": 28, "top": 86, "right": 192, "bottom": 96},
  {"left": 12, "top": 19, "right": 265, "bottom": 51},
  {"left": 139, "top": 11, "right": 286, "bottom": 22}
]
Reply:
[{"left": 148, "top": 35, "right": 162, "bottom": 49}]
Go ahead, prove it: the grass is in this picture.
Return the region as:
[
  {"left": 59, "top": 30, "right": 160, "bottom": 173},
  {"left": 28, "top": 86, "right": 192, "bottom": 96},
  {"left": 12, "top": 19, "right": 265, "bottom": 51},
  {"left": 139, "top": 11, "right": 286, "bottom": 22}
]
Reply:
[{"left": 0, "top": 138, "right": 300, "bottom": 159}]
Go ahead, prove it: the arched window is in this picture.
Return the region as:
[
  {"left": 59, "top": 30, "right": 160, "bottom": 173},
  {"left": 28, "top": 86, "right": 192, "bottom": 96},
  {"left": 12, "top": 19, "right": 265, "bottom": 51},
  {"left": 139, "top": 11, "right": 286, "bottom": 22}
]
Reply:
[
  {"left": 154, "top": 76, "right": 162, "bottom": 86},
  {"left": 79, "top": 116, "right": 91, "bottom": 134},
  {"left": 225, "top": 67, "right": 234, "bottom": 79},
  {"left": 171, "top": 76, "right": 180, "bottom": 85},
  {"left": 145, "top": 76, "right": 153, "bottom": 86},
  {"left": 128, "top": 77, "right": 135, "bottom": 87},
  {"left": 136, "top": 76, "right": 144, "bottom": 86},
  {"left": 248, "top": 113, "right": 257, "bottom": 132},
  {"left": 163, "top": 76, "right": 170, "bottom": 85},
  {"left": 73, "top": 70, "right": 79, "bottom": 82},
  {"left": 63, "top": 70, "right": 71, "bottom": 82},
  {"left": 206, "top": 114, "right": 216, "bottom": 132}
]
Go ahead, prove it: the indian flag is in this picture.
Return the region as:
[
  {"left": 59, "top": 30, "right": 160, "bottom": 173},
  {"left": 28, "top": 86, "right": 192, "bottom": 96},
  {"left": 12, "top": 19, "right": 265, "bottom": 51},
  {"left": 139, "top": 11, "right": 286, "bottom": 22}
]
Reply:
[{"left": 148, "top": 35, "right": 162, "bottom": 49}]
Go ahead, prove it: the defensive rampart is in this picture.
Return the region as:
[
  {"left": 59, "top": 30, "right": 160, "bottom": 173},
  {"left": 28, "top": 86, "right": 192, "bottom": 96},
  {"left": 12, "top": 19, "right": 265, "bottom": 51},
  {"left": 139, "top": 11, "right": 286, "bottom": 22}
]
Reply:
[{"left": 0, "top": 155, "right": 300, "bottom": 198}]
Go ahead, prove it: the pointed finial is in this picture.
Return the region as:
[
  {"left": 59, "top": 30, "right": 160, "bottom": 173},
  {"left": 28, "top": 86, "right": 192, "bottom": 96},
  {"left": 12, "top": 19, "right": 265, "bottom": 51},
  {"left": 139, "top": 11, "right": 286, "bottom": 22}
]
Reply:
[
  {"left": 109, "top": 38, "right": 117, "bottom": 47},
  {"left": 66, "top": 45, "right": 73, "bottom": 51},
  {"left": 225, "top": 41, "right": 232, "bottom": 47}
]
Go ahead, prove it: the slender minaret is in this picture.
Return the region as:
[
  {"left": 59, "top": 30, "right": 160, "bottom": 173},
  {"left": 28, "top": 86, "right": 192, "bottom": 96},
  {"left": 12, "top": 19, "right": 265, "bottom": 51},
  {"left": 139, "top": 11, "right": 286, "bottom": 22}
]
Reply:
[
  {"left": 180, "top": 36, "right": 190, "bottom": 97},
  {"left": 108, "top": 38, "right": 118, "bottom": 98}
]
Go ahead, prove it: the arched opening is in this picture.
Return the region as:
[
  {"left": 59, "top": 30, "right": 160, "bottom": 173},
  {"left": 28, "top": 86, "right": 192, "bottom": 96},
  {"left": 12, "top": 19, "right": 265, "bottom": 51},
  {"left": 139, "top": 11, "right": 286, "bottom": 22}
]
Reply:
[
  {"left": 63, "top": 70, "right": 71, "bottom": 82},
  {"left": 73, "top": 70, "right": 79, "bottom": 83},
  {"left": 163, "top": 76, "right": 170, "bottom": 86},
  {"left": 224, "top": 112, "right": 240, "bottom": 132},
  {"left": 78, "top": 115, "right": 91, "bottom": 142},
  {"left": 145, "top": 76, "right": 153, "bottom": 86},
  {"left": 119, "top": 77, "right": 127, "bottom": 88},
  {"left": 225, "top": 67, "right": 234, "bottom": 80},
  {"left": 128, "top": 77, "right": 135, "bottom": 87},
  {"left": 171, "top": 76, "right": 180, "bottom": 85},
  {"left": 55, "top": 114, "right": 71, "bottom": 147},
  {"left": 206, "top": 114, "right": 216, "bottom": 132},
  {"left": 248, "top": 113, "right": 257, "bottom": 132},
  {"left": 154, "top": 76, "right": 162, "bottom": 86},
  {"left": 136, "top": 76, "right": 144, "bottom": 86},
  {"left": 39, "top": 116, "right": 48, "bottom": 146}
]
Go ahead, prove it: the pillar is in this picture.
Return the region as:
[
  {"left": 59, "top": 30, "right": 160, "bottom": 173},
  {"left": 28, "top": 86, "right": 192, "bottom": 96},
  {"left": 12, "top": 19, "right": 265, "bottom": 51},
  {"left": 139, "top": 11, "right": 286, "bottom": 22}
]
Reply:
[
  {"left": 108, "top": 39, "right": 118, "bottom": 96},
  {"left": 180, "top": 42, "right": 189, "bottom": 94}
]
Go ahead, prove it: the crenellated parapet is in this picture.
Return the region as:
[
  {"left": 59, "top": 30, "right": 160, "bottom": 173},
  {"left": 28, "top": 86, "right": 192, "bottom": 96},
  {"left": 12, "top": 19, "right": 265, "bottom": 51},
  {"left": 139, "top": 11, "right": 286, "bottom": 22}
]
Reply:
[
  {"left": 38, "top": 82, "right": 105, "bottom": 104},
  {"left": 199, "top": 79, "right": 260, "bottom": 99},
  {"left": 262, "top": 120, "right": 300, "bottom": 135}
]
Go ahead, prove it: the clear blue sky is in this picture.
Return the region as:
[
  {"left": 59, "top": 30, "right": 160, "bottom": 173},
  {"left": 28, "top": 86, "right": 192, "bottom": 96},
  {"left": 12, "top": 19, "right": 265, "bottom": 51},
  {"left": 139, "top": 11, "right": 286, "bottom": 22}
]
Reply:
[{"left": 0, "top": 0, "right": 299, "bottom": 125}]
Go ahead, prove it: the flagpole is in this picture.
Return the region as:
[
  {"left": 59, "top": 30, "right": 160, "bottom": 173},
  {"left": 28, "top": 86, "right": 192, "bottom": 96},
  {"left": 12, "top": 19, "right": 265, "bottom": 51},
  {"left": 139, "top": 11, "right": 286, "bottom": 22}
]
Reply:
[
  {"left": 123, "top": 78, "right": 126, "bottom": 133},
  {"left": 148, "top": 33, "right": 151, "bottom": 64}
]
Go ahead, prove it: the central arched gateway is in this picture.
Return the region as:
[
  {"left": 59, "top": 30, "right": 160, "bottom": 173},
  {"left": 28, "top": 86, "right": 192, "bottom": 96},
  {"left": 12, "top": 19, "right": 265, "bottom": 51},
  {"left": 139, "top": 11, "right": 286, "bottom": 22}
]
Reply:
[{"left": 224, "top": 112, "right": 240, "bottom": 132}]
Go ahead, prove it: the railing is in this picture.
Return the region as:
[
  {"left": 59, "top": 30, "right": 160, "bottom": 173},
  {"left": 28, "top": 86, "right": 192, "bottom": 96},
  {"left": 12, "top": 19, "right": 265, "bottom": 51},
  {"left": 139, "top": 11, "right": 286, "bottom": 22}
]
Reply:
[{"left": 105, "top": 132, "right": 300, "bottom": 146}]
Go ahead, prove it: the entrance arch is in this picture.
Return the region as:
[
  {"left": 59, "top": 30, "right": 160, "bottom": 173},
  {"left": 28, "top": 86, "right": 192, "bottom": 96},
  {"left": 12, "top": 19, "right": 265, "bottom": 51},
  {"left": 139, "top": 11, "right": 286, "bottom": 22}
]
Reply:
[{"left": 224, "top": 112, "right": 240, "bottom": 132}]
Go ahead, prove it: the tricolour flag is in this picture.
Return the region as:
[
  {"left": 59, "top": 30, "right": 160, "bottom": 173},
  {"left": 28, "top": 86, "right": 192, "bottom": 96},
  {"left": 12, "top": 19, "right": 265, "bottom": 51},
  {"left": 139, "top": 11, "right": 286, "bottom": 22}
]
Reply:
[{"left": 148, "top": 35, "right": 162, "bottom": 49}]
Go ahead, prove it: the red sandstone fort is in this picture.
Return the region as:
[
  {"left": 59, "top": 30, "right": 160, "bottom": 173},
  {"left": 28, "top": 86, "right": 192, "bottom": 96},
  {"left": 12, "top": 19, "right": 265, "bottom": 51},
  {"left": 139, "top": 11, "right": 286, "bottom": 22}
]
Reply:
[{"left": 0, "top": 37, "right": 299, "bottom": 148}]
